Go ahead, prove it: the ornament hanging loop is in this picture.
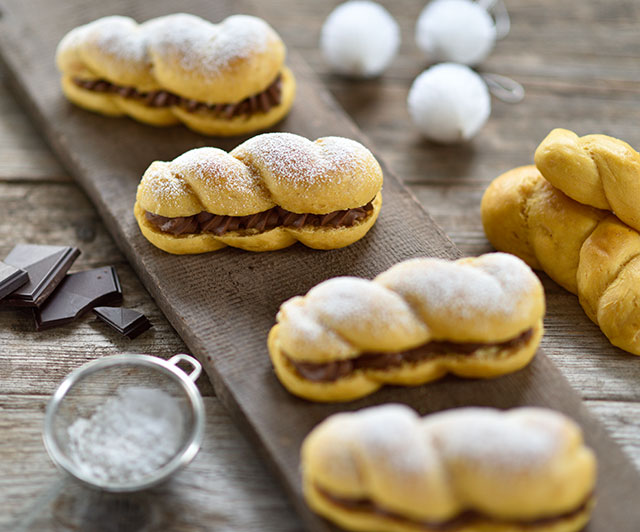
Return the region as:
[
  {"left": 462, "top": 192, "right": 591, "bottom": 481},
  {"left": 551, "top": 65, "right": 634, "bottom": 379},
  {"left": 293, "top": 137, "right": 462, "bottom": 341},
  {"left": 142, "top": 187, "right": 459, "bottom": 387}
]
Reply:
[
  {"left": 477, "top": 0, "right": 511, "bottom": 40},
  {"left": 482, "top": 73, "right": 525, "bottom": 103}
]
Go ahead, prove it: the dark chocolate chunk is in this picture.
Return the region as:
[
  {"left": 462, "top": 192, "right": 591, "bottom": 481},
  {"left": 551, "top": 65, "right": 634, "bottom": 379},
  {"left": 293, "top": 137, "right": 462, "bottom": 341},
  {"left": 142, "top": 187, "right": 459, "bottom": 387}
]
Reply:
[
  {"left": 93, "top": 306, "right": 152, "bottom": 339},
  {"left": 1, "top": 244, "right": 80, "bottom": 307},
  {"left": 0, "top": 261, "right": 29, "bottom": 300},
  {"left": 34, "top": 266, "right": 122, "bottom": 331}
]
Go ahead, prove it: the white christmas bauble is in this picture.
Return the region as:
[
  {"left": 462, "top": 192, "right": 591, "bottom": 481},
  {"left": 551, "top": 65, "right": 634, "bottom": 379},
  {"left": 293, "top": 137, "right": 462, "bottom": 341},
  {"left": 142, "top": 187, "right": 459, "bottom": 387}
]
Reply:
[
  {"left": 416, "top": 0, "right": 496, "bottom": 66},
  {"left": 320, "top": 1, "right": 400, "bottom": 78},
  {"left": 407, "top": 63, "right": 491, "bottom": 143}
]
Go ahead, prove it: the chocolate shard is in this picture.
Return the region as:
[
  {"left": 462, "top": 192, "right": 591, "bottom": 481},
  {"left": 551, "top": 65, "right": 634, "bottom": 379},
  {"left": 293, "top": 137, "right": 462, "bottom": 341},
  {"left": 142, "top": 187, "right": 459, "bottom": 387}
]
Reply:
[
  {"left": 93, "top": 306, "right": 152, "bottom": 339},
  {"left": 0, "top": 261, "right": 29, "bottom": 300},
  {"left": 1, "top": 244, "right": 80, "bottom": 307},
  {"left": 33, "top": 266, "right": 122, "bottom": 331}
]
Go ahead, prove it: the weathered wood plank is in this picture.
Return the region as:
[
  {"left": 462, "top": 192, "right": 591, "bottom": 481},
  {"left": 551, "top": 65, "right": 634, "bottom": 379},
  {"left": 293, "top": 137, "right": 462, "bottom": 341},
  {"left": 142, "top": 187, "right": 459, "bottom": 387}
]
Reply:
[{"left": 0, "top": 77, "right": 67, "bottom": 181}]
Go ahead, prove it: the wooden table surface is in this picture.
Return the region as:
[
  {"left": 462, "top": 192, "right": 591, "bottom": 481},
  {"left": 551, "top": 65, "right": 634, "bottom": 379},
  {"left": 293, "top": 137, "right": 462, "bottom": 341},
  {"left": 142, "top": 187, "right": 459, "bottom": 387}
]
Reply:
[{"left": 1, "top": 0, "right": 639, "bottom": 530}]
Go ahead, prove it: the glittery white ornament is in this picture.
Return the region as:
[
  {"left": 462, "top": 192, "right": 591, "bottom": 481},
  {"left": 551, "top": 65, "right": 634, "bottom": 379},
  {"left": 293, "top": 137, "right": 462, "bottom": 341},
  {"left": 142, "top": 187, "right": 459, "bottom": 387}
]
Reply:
[
  {"left": 407, "top": 63, "right": 491, "bottom": 143},
  {"left": 416, "top": 0, "right": 497, "bottom": 66},
  {"left": 320, "top": 1, "right": 400, "bottom": 78}
]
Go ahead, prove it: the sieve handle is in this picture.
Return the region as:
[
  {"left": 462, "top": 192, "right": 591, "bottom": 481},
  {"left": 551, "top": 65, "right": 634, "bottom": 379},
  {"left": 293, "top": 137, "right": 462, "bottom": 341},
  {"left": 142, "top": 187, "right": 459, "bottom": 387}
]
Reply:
[{"left": 168, "top": 353, "right": 202, "bottom": 382}]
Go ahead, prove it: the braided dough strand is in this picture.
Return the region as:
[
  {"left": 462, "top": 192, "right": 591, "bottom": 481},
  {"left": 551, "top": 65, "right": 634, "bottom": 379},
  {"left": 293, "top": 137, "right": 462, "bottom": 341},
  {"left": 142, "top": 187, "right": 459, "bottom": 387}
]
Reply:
[
  {"left": 302, "top": 405, "right": 595, "bottom": 530},
  {"left": 482, "top": 164, "right": 640, "bottom": 355},
  {"left": 535, "top": 128, "right": 640, "bottom": 232}
]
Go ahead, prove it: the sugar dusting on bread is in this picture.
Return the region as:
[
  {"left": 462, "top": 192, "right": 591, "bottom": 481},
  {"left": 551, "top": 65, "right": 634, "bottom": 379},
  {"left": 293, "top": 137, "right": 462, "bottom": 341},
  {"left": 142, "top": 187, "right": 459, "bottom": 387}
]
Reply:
[
  {"left": 278, "top": 253, "right": 541, "bottom": 356},
  {"left": 323, "top": 404, "right": 565, "bottom": 473},
  {"left": 87, "top": 16, "right": 149, "bottom": 66},
  {"left": 139, "top": 133, "right": 382, "bottom": 215},
  {"left": 144, "top": 14, "right": 273, "bottom": 76},
  {"left": 234, "top": 133, "right": 374, "bottom": 196},
  {"left": 59, "top": 13, "right": 274, "bottom": 79},
  {"left": 300, "top": 277, "right": 428, "bottom": 346},
  {"left": 139, "top": 161, "right": 196, "bottom": 210},
  {"left": 425, "top": 407, "right": 563, "bottom": 470},
  {"left": 382, "top": 252, "right": 539, "bottom": 319},
  {"left": 171, "top": 147, "right": 265, "bottom": 199}
]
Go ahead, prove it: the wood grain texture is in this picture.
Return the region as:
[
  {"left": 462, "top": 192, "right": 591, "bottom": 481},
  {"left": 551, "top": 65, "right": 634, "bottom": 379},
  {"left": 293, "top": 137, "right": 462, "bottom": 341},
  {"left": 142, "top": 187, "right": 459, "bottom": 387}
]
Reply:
[{"left": 1, "top": 1, "right": 640, "bottom": 531}]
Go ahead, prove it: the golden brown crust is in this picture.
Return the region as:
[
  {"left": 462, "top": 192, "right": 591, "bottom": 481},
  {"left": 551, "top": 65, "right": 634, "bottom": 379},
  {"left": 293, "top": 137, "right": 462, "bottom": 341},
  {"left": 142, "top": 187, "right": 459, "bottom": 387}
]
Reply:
[
  {"left": 301, "top": 405, "right": 596, "bottom": 532},
  {"left": 535, "top": 128, "right": 640, "bottom": 231},
  {"left": 481, "top": 164, "right": 640, "bottom": 355},
  {"left": 56, "top": 14, "right": 295, "bottom": 135}
]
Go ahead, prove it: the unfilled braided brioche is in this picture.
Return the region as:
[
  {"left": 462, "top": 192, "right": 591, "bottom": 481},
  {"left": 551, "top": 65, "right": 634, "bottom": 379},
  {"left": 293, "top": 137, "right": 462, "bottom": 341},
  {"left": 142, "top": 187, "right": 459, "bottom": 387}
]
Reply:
[
  {"left": 134, "top": 132, "right": 383, "bottom": 254},
  {"left": 56, "top": 14, "right": 295, "bottom": 136},
  {"left": 481, "top": 164, "right": 640, "bottom": 355},
  {"left": 269, "top": 253, "right": 544, "bottom": 401},
  {"left": 535, "top": 128, "right": 640, "bottom": 231},
  {"left": 302, "top": 404, "right": 595, "bottom": 532}
]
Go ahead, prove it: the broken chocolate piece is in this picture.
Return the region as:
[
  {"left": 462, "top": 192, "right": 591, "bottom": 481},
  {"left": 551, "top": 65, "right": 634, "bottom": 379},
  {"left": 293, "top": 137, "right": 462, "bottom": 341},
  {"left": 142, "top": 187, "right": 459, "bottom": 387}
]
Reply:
[
  {"left": 1, "top": 244, "right": 80, "bottom": 307},
  {"left": 0, "top": 261, "right": 29, "bottom": 300},
  {"left": 34, "top": 266, "right": 122, "bottom": 331},
  {"left": 93, "top": 306, "right": 152, "bottom": 339}
]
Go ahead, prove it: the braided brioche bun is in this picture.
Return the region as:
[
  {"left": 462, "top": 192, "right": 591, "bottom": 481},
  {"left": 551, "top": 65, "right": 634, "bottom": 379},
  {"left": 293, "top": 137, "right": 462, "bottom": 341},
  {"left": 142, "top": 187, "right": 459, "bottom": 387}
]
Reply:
[
  {"left": 56, "top": 14, "right": 295, "bottom": 136},
  {"left": 269, "top": 253, "right": 544, "bottom": 402},
  {"left": 481, "top": 164, "right": 640, "bottom": 355},
  {"left": 134, "top": 133, "right": 383, "bottom": 254},
  {"left": 302, "top": 405, "right": 595, "bottom": 532}
]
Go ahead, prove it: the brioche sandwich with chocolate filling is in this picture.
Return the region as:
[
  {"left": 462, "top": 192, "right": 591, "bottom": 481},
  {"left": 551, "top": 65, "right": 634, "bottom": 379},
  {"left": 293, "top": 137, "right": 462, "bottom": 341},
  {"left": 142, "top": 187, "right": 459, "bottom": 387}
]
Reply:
[
  {"left": 134, "top": 132, "right": 383, "bottom": 254},
  {"left": 268, "top": 252, "right": 544, "bottom": 402},
  {"left": 302, "top": 404, "right": 596, "bottom": 532},
  {"left": 56, "top": 13, "right": 295, "bottom": 136}
]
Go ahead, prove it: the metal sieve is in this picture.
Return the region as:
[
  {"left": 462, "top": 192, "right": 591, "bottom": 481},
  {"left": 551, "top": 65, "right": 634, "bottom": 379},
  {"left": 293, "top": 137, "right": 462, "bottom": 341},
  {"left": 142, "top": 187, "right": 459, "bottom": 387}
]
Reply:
[{"left": 43, "top": 353, "right": 205, "bottom": 492}]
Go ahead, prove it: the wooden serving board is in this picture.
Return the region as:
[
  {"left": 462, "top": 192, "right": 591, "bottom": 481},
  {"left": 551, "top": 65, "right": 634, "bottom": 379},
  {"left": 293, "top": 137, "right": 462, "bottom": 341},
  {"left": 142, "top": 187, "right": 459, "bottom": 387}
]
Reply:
[{"left": 1, "top": 1, "right": 639, "bottom": 530}]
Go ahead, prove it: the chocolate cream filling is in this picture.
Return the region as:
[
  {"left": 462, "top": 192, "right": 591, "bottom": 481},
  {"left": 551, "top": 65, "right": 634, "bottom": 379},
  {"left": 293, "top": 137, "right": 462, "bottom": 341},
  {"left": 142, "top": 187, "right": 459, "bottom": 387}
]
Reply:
[
  {"left": 289, "top": 328, "right": 534, "bottom": 382},
  {"left": 316, "top": 485, "right": 591, "bottom": 531},
  {"left": 145, "top": 201, "right": 375, "bottom": 237},
  {"left": 73, "top": 74, "right": 282, "bottom": 118}
]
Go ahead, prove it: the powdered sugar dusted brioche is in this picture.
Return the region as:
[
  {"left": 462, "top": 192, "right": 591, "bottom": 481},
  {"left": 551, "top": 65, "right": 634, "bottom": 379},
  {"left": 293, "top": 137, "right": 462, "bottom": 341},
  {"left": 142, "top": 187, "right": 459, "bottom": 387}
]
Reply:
[
  {"left": 56, "top": 13, "right": 295, "bottom": 136},
  {"left": 268, "top": 253, "right": 544, "bottom": 402},
  {"left": 302, "top": 404, "right": 596, "bottom": 532},
  {"left": 134, "top": 133, "right": 383, "bottom": 254}
]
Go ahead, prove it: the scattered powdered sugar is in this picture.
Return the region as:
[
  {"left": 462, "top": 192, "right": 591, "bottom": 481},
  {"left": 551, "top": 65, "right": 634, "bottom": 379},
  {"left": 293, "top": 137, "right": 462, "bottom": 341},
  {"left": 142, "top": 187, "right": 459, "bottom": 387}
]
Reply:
[
  {"left": 61, "top": 13, "right": 275, "bottom": 80},
  {"left": 319, "top": 405, "right": 568, "bottom": 477},
  {"left": 380, "top": 253, "right": 538, "bottom": 321},
  {"left": 143, "top": 13, "right": 272, "bottom": 76},
  {"left": 425, "top": 407, "right": 563, "bottom": 471},
  {"left": 301, "top": 277, "right": 427, "bottom": 350},
  {"left": 356, "top": 404, "right": 436, "bottom": 475},
  {"left": 171, "top": 147, "right": 260, "bottom": 199},
  {"left": 308, "top": 277, "right": 402, "bottom": 324},
  {"left": 142, "top": 134, "right": 379, "bottom": 216},
  {"left": 67, "top": 386, "right": 184, "bottom": 483},
  {"left": 235, "top": 133, "right": 375, "bottom": 196},
  {"left": 141, "top": 161, "right": 197, "bottom": 210},
  {"left": 281, "top": 253, "right": 538, "bottom": 354},
  {"left": 87, "top": 16, "right": 149, "bottom": 67}
]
